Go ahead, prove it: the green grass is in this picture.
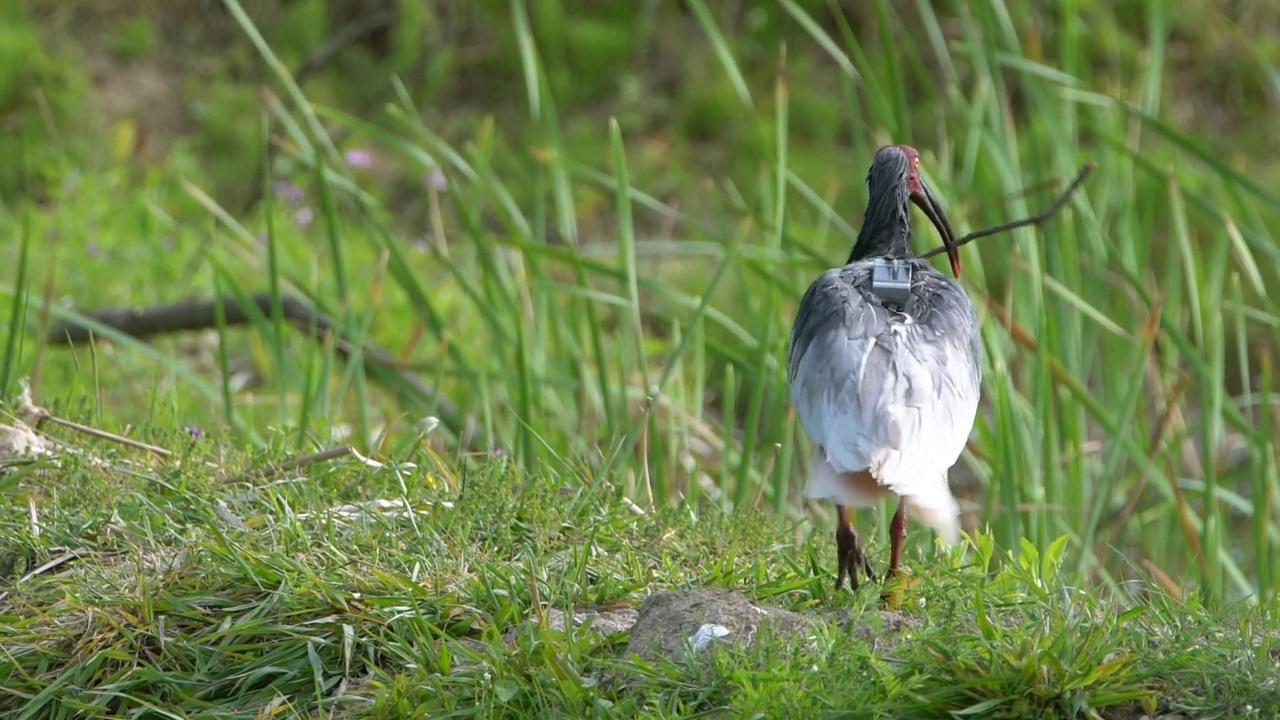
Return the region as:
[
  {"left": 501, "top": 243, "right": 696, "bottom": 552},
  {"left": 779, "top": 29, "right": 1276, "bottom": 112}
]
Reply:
[
  {"left": 1, "top": 439, "right": 1276, "bottom": 718},
  {"left": 3, "top": 0, "right": 1280, "bottom": 715}
]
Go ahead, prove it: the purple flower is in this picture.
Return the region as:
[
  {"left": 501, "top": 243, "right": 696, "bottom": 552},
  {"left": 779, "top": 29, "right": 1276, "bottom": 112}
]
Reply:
[
  {"left": 345, "top": 149, "right": 374, "bottom": 169},
  {"left": 272, "top": 180, "right": 306, "bottom": 206},
  {"left": 295, "top": 207, "right": 314, "bottom": 228},
  {"left": 426, "top": 168, "right": 447, "bottom": 192},
  {"left": 85, "top": 242, "right": 100, "bottom": 258},
  {"left": 185, "top": 427, "right": 204, "bottom": 438}
]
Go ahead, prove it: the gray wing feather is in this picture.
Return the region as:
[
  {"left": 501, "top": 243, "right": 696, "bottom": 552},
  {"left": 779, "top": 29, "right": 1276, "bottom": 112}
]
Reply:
[{"left": 788, "top": 260, "right": 982, "bottom": 495}]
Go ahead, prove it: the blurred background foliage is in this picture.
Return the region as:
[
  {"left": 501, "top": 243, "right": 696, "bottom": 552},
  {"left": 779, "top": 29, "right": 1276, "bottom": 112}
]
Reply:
[{"left": 10, "top": 0, "right": 1279, "bottom": 217}]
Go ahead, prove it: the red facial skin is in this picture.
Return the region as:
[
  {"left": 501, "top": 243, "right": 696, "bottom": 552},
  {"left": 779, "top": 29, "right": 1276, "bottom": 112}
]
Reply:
[{"left": 896, "top": 144, "right": 962, "bottom": 279}]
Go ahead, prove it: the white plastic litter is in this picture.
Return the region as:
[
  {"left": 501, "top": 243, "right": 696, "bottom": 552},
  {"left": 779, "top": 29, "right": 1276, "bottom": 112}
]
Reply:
[{"left": 688, "top": 623, "right": 731, "bottom": 651}]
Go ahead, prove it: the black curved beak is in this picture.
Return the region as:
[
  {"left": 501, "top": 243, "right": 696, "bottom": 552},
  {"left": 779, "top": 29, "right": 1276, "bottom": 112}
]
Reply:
[{"left": 911, "top": 181, "right": 961, "bottom": 278}]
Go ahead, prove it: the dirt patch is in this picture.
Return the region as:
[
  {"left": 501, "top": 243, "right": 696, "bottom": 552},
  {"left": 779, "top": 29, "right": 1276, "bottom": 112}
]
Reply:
[
  {"left": 546, "top": 606, "right": 640, "bottom": 636},
  {"left": 592, "top": 587, "right": 917, "bottom": 695},
  {"left": 620, "top": 587, "right": 915, "bottom": 665},
  {"left": 622, "top": 588, "right": 815, "bottom": 664},
  {"left": 815, "top": 603, "right": 922, "bottom": 646},
  {"left": 498, "top": 587, "right": 919, "bottom": 670}
]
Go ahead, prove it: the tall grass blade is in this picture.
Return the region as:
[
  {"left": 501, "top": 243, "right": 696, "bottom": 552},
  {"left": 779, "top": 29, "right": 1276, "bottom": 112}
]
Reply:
[
  {"left": 735, "top": 47, "right": 789, "bottom": 510},
  {"left": 1, "top": 207, "right": 31, "bottom": 398},
  {"left": 686, "top": 0, "right": 753, "bottom": 108}
]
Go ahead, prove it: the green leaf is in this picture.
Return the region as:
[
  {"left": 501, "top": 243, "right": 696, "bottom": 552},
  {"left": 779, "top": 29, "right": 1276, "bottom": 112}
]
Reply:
[{"left": 495, "top": 679, "right": 521, "bottom": 703}]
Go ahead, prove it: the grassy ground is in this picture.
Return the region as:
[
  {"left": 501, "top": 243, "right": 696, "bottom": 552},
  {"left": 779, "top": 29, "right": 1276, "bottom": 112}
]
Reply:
[
  {"left": 4, "top": 0, "right": 1280, "bottom": 716},
  {"left": 1, "top": 430, "right": 1277, "bottom": 718}
]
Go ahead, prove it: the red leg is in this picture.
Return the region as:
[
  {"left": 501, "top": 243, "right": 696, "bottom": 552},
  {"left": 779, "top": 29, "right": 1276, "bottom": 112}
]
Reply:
[
  {"left": 835, "top": 505, "right": 877, "bottom": 591},
  {"left": 887, "top": 498, "right": 908, "bottom": 578}
]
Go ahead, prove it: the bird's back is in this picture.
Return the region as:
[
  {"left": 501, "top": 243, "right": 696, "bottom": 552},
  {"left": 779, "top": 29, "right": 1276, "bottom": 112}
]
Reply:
[{"left": 787, "top": 258, "right": 982, "bottom": 495}]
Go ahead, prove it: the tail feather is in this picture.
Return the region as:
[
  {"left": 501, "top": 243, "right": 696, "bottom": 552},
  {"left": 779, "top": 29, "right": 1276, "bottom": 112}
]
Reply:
[{"left": 904, "top": 477, "right": 961, "bottom": 545}]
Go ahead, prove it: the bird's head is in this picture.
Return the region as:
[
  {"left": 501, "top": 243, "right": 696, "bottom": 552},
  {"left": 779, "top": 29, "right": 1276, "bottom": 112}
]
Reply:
[{"left": 862, "top": 145, "right": 962, "bottom": 278}]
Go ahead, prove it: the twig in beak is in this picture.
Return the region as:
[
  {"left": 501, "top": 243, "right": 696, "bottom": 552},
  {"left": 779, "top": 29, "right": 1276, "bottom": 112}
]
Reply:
[{"left": 920, "top": 161, "right": 1096, "bottom": 262}]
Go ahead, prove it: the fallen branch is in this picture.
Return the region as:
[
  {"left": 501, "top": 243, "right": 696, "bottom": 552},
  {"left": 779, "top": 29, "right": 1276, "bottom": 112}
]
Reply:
[
  {"left": 10, "top": 385, "right": 173, "bottom": 458},
  {"left": 41, "top": 415, "right": 173, "bottom": 459},
  {"left": 920, "top": 161, "right": 1096, "bottom": 262},
  {"left": 48, "top": 294, "right": 328, "bottom": 344},
  {"left": 46, "top": 293, "right": 478, "bottom": 448},
  {"left": 226, "top": 445, "right": 355, "bottom": 484}
]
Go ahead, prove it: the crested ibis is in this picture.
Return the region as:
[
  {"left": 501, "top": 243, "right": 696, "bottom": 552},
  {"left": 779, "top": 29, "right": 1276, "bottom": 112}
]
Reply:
[{"left": 786, "top": 145, "right": 981, "bottom": 591}]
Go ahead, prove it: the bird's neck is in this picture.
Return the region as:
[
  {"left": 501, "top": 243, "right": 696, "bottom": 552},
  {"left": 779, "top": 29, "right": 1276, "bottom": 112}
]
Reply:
[{"left": 847, "top": 199, "right": 913, "bottom": 265}]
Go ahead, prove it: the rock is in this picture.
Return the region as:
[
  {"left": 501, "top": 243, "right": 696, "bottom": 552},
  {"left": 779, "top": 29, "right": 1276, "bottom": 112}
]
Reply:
[
  {"left": 0, "top": 422, "right": 52, "bottom": 462},
  {"left": 622, "top": 587, "right": 815, "bottom": 664}
]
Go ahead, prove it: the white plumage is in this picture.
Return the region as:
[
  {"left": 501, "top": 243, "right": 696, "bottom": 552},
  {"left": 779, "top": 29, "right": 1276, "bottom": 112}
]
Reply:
[
  {"left": 785, "top": 144, "right": 981, "bottom": 590},
  {"left": 787, "top": 262, "right": 981, "bottom": 545}
]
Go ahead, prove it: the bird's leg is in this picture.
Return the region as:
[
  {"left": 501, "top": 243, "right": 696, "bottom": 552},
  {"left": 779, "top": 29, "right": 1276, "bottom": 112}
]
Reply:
[
  {"left": 887, "top": 498, "right": 908, "bottom": 580},
  {"left": 835, "top": 505, "right": 877, "bottom": 591},
  {"left": 879, "top": 499, "right": 920, "bottom": 608}
]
